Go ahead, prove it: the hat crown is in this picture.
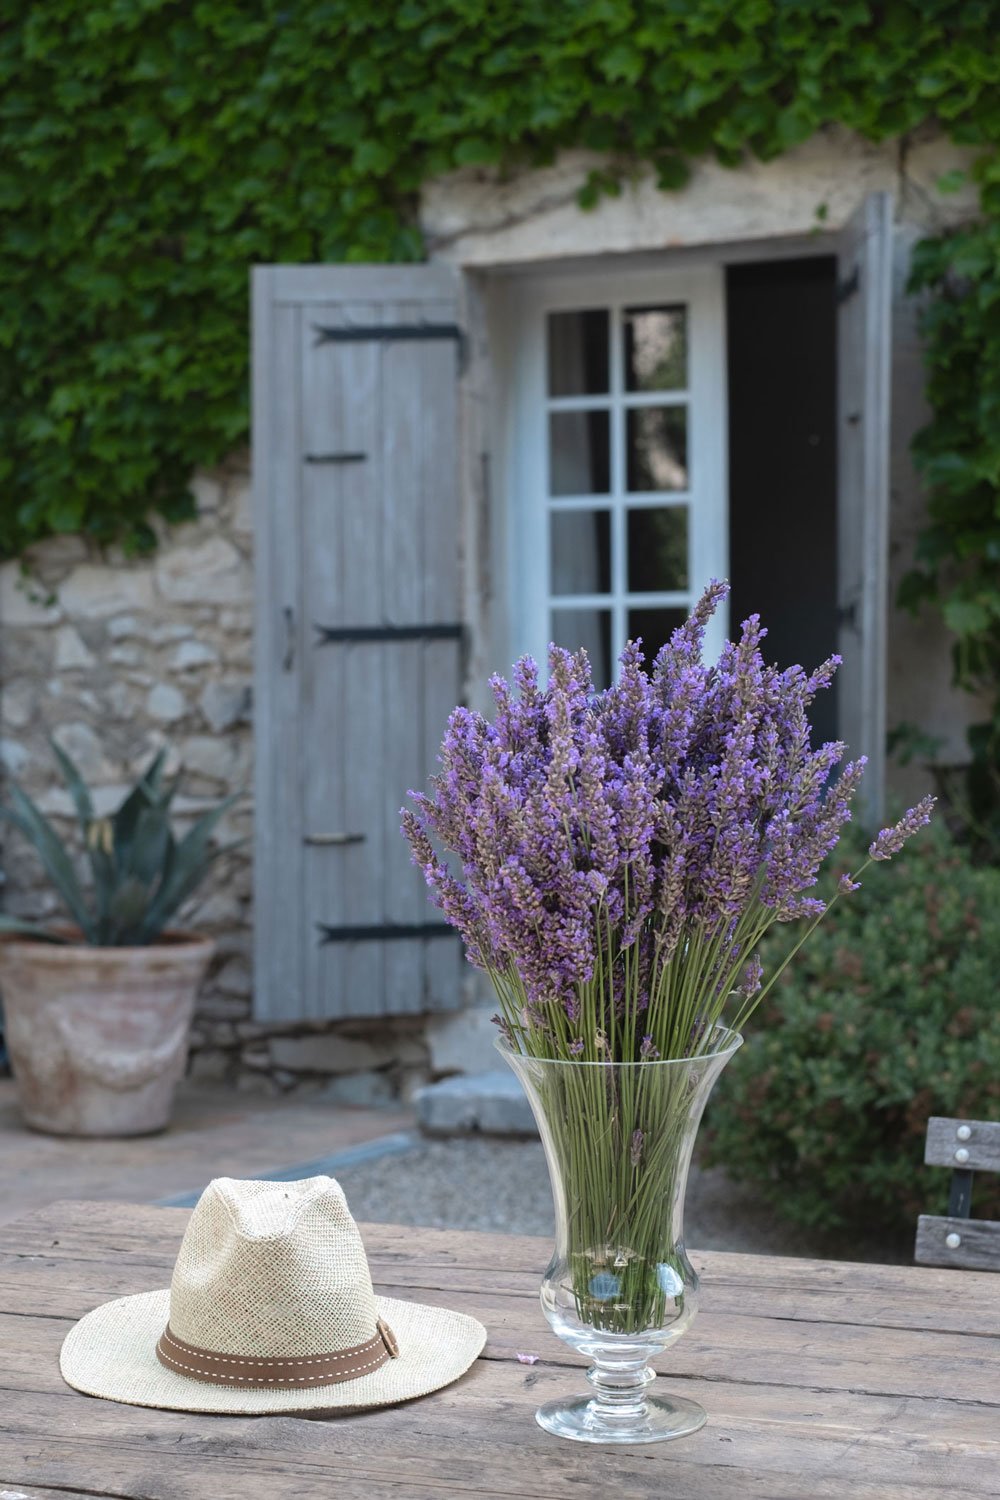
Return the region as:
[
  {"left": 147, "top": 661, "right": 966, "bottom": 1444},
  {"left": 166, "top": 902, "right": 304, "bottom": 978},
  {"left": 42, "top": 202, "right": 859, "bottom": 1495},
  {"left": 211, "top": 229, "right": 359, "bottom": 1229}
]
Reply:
[{"left": 168, "top": 1176, "right": 378, "bottom": 1358}]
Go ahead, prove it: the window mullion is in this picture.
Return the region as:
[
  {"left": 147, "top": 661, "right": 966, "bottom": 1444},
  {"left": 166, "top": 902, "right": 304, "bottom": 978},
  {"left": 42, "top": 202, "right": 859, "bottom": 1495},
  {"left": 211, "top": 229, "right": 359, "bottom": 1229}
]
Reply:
[{"left": 609, "top": 301, "right": 626, "bottom": 670}]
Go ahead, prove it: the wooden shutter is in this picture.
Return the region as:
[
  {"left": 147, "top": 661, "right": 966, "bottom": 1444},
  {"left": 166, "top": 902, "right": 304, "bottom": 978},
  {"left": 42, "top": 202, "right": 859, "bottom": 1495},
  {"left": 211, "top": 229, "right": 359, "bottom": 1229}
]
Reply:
[
  {"left": 836, "top": 193, "right": 893, "bottom": 824},
  {"left": 252, "top": 265, "right": 465, "bottom": 1022}
]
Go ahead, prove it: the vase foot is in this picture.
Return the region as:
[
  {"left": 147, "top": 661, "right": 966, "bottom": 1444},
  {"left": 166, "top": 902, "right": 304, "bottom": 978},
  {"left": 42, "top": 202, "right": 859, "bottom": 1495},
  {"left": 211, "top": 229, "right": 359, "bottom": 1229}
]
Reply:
[{"left": 535, "top": 1389, "right": 706, "bottom": 1445}]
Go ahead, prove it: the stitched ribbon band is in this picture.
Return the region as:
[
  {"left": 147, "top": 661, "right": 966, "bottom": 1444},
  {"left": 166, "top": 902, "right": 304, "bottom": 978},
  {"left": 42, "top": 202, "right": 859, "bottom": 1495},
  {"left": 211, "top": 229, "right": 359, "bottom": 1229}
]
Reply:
[{"left": 155, "top": 1317, "right": 400, "bottom": 1388}]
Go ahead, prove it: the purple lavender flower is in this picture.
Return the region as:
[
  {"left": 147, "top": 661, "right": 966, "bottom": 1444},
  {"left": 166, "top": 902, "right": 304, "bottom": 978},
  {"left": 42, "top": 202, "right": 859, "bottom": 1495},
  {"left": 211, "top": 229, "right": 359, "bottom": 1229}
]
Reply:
[
  {"left": 869, "top": 796, "right": 936, "bottom": 861},
  {"left": 401, "top": 580, "right": 934, "bottom": 1061}
]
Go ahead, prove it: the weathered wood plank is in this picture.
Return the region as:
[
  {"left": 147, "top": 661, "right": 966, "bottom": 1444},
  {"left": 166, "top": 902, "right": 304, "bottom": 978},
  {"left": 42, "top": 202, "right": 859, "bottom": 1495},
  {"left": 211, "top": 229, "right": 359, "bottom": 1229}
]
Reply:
[
  {"left": 269, "top": 263, "right": 460, "bottom": 306},
  {"left": 0, "top": 1369, "right": 998, "bottom": 1500},
  {"left": 252, "top": 291, "right": 307, "bottom": 1022},
  {"left": 916, "top": 1214, "right": 1000, "bottom": 1272},
  {"left": 925, "top": 1115, "right": 1000, "bottom": 1173},
  {"left": 6, "top": 1203, "right": 999, "bottom": 1339},
  {"left": 1, "top": 1201, "right": 999, "bottom": 1500}
]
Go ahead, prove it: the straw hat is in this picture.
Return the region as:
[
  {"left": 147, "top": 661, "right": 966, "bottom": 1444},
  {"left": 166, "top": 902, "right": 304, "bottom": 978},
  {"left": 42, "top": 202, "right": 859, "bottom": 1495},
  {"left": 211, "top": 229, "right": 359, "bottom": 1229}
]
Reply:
[{"left": 60, "top": 1175, "right": 486, "bottom": 1415}]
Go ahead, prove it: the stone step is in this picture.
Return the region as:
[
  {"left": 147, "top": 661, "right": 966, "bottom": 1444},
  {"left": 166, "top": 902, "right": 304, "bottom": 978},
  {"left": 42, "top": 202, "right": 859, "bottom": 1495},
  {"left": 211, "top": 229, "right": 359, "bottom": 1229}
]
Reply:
[{"left": 414, "top": 1070, "right": 538, "bottom": 1137}]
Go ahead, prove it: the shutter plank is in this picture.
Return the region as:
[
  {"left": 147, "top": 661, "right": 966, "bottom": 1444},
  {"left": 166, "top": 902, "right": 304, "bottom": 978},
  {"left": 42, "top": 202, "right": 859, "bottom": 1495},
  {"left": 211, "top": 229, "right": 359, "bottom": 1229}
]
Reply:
[
  {"left": 337, "top": 298, "right": 386, "bottom": 1018},
  {"left": 300, "top": 301, "right": 355, "bottom": 1021},
  {"left": 420, "top": 302, "right": 465, "bottom": 1009},
  {"left": 381, "top": 303, "right": 427, "bottom": 1016},
  {"left": 252, "top": 288, "right": 306, "bottom": 1023}
]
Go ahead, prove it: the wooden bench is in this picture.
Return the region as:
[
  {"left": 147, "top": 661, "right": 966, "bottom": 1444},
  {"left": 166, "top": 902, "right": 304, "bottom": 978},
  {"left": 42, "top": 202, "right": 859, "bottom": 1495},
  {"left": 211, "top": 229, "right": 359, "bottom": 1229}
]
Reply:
[{"left": 915, "top": 1115, "right": 1000, "bottom": 1270}]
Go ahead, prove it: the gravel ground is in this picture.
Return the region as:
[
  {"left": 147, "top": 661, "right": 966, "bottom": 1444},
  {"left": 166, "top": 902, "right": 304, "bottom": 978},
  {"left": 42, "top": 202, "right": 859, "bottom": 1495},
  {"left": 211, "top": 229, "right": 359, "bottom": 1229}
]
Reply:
[{"left": 335, "top": 1136, "right": 911, "bottom": 1263}]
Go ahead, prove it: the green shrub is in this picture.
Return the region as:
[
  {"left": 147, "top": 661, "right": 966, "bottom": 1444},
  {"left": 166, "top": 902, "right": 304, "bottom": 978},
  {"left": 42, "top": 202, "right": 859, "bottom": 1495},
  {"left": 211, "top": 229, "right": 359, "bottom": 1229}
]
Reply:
[{"left": 703, "top": 821, "right": 1000, "bottom": 1236}]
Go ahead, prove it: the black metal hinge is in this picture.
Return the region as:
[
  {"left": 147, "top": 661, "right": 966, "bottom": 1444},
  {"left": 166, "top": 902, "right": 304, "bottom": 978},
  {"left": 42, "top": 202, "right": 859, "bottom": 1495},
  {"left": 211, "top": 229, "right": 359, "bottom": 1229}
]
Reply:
[
  {"left": 313, "top": 320, "right": 467, "bottom": 371},
  {"left": 305, "top": 452, "right": 368, "bottom": 465},
  {"left": 318, "top": 922, "right": 457, "bottom": 945},
  {"left": 315, "top": 622, "right": 464, "bottom": 646},
  {"left": 837, "top": 267, "right": 859, "bottom": 305}
]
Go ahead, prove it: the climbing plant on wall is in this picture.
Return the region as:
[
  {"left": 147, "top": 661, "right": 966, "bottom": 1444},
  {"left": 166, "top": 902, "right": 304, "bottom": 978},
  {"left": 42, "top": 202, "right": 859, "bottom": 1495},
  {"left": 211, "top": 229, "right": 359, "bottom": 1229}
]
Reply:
[
  {"left": 1, "top": 0, "right": 999, "bottom": 557},
  {"left": 898, "top": 155, "right": 1000, "bottom": 850}
]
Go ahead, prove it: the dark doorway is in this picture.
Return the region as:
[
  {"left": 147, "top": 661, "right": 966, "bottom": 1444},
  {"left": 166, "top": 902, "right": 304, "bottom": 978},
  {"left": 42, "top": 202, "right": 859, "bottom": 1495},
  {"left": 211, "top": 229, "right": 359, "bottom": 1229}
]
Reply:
[{"left": 727, "top": 257, "right": 838, "bottom": 746}]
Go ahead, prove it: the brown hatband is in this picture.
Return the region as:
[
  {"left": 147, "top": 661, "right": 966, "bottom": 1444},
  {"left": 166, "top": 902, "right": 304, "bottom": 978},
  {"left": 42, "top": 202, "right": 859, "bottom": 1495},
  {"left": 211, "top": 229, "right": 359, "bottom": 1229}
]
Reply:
[{"left": 155, "top": 1317, "right": 399, "bottom": 1388}]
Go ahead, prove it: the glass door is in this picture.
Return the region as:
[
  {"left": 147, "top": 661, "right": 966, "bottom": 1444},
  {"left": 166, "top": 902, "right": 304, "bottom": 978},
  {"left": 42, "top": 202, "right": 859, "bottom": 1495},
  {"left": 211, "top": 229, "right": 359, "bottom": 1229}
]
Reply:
[{"left": 503, "top": 266, "right": 727, "bottom": 684}]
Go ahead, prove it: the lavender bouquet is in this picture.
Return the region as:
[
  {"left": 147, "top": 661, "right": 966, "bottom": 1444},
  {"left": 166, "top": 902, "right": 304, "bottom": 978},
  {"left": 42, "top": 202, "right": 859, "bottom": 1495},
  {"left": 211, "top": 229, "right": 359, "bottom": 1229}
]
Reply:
[{"left": 403, "top": 582, "right": 932, "bottom": 1349}]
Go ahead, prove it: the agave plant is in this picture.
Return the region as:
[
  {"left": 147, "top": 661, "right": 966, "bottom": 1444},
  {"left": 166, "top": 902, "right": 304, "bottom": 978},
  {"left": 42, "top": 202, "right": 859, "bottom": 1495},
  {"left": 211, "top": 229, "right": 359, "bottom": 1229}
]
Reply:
[{"left": 0, "top": 740, "right": 239, "bottom": 946}]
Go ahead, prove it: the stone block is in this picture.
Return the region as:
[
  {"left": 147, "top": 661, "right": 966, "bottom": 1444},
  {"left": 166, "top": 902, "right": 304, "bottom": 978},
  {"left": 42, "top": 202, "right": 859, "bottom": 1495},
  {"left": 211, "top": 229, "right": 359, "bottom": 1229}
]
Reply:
[
  {"left": 0, "top": 680, "right": 34, "bottom": 729},
  {"left": 320, "top": 1070, "right": 397, "bottom": 1108},
  {"left": 54, "top": 626, "right": 96, "bottom": 671},
  {"left": 219, "top": 608, "right": 253, "bottom": 633},
  {"left": 268, "top": 1033, "right": 386, "bottom": 1074},
  {"left": 200, "top": 679, "right": 251, "bottom": 733},
  {"left": 150, "top": 622, "right": 194, "bottom": 643},
  {"left": 213, "top": 957, "right": 252, "bottom": 997},
  {"left": 147, "top": 683, "right": 187, "bottom": 723},
  {"left": 188, "top": 1048, "right": 232, "bottom": 1083},
  {"left": 191, "top": 474, "right": 223, "bottom": 515},
  {"left": 24, "top": 534, "right": 89, "bottom": 574},
  {"left": 415, "top": 1071, "right": 537, "bottom": 1137},
  {"left": 59, "top": 565, "right": 155, "bottom": 618},
  {"left": 230, "top": 480, "right": 253, "bottom": 535},
  {"left": 195, "top": 995, "right": 249, "bottom": 1022},
  {"left": 156, "top": 536, "right": 248, "bottom": 605},
  {"left": 426, "top": 1005, "right": 500, "bottom": 1076},
  {"left": 240, "top": 1044, "right": 272, "bottom": 1071},
  {"left": 0, "top": 739, "right": 30, "bottom": 776},
  {"left": 108, "top": 645, "right": 142, "bottom": 667},
  {"left": 0, "top": 563, "right": 61, "bottom": 626},
  {"left": 106, "top": 614, "right": 140, "bottom": 640},
  {"left": 178, "top": 733, "right": 245, "bottom": 783},
  {"left": 170, "top": 639, "right": 219, "bottom": 671},
  {"left": 52, "top": 722, "right": 112, "bottom": 781}
]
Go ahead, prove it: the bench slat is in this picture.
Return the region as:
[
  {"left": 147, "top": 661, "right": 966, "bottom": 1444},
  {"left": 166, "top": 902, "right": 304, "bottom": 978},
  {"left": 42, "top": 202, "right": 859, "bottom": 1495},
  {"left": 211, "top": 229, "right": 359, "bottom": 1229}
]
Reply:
[
  {"left": 915, "top": 1214, "right": 1000, "bottom": 1271},
  {"left": 923, "top": 1116, "right": 1000, "bottom": 1173}
]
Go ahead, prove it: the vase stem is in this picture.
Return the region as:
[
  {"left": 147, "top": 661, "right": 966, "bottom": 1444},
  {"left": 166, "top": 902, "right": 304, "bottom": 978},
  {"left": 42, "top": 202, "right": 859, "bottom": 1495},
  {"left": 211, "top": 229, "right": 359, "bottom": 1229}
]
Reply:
[{"left": 586, "top": 1360, "right": 656, "bottom": 1427}]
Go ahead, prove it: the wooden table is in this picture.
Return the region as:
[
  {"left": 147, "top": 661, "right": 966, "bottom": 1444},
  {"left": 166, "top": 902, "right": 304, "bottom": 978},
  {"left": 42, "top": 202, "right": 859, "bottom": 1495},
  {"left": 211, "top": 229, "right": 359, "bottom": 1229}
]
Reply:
[{"left": 1, "top": 1201, "right": 999, "bottom": 1499}]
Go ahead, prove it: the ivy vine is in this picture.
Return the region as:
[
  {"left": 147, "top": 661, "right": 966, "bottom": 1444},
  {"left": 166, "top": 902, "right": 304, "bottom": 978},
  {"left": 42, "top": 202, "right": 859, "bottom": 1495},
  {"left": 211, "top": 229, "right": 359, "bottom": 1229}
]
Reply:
[
  {"left": 898, "top": 152, "right": 1000, "bottom": 847},
  {"left": 1, "top": 0, "right": 999, "bottom": 559}
]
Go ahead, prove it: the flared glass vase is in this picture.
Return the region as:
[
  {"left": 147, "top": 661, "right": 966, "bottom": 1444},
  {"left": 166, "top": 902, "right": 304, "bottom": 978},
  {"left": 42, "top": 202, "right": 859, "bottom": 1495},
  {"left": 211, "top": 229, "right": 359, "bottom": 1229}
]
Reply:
[{"left": 500, "top": 1028, "right": 742, "bottom": 1445}]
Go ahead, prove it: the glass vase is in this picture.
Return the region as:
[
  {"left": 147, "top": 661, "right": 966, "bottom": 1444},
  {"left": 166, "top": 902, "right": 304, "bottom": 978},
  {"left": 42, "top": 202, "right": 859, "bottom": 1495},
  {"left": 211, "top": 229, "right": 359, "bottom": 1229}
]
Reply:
[{"left": 499, "top": 1028, "right": 742, "bottom": 1445}]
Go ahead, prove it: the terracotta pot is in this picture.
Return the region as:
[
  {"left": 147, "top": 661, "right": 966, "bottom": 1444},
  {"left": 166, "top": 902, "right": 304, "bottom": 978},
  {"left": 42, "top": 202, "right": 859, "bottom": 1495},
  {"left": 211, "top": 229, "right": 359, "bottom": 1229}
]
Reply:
[{"left": 0, "top": 932, "right": 214, "bottom": 1137}]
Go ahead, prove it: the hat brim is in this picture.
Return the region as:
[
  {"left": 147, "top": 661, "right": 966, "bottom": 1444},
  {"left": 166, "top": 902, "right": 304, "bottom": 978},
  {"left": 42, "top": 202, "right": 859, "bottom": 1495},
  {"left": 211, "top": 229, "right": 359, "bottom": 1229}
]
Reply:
[{"left": 60, "top": 1289, "right": 486, "bottom": 1416}]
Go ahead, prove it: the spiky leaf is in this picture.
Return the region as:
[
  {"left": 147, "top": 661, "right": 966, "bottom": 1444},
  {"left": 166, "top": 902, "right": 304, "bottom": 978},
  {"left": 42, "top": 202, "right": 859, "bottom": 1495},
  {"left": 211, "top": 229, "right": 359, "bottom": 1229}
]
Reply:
[
  {"left": 107, "top": 875, "right": 156, "bottom": 946},
  {"left": 139, "top": 796, "right": 241, "bottom": 940},
  {"left": 0, "top": 791, "right": 94, "bottom": 939},
  {"left": 48, "top": 734, "right": 94, "bottom": 836}
]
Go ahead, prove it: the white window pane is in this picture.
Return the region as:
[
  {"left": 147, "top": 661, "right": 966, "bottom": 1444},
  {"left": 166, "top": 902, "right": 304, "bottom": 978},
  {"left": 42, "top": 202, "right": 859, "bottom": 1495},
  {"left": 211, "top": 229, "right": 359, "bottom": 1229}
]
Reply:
[
  {"left": 551, "top": 510, "right": 611, "bottom": 596},
  {"left": 626, "top": 407, "right": 688, "bottom": 492},
  {"left": 627, "top": 507, "right": 688, "bottom": 592},
  {"left": 548, "top": 309, "right": 610, "bottom": 396},
  {"left": 549, "top": 410, "right": 611, "bottom": 496},
  {"left": 624, "top": 305, "right": 687, "bottom": 391}
]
